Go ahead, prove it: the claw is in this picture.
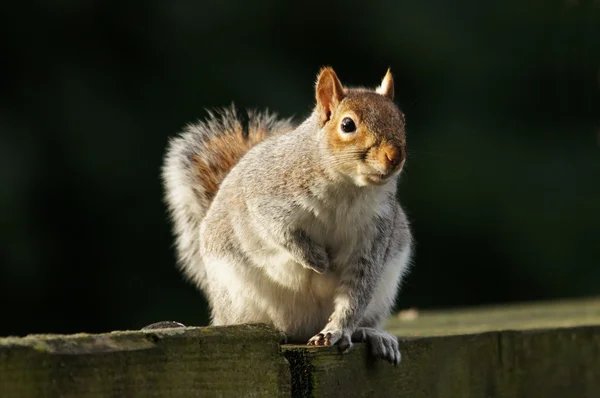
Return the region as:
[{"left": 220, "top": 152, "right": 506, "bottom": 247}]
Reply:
[
  {"left": 307, "top": 328, "right": 351, "bottom": 350},
  {"left": 352, "top": 328, "right": 402, "bottom": 365}
]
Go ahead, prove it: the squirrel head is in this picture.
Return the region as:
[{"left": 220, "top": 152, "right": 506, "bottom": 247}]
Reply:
[{"left": 315, "top": 67, "right": 406, "bottom": 187}]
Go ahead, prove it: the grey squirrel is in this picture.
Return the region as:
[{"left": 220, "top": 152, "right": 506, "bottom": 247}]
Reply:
[{"left": 162, "top": 67, "right": 412, "bottom": 364}]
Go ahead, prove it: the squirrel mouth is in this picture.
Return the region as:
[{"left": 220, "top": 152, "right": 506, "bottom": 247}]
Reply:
[
  {"left": 364, "top": 172, "right": 391, "bottom": 185},
  {"left": 362, "top": 166, "right": 403, "bottom": 185}
]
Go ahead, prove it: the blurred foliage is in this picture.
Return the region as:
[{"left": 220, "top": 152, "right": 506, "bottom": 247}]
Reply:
[{"left": 1, "top": 0, "right": 599, "bottom": 336}]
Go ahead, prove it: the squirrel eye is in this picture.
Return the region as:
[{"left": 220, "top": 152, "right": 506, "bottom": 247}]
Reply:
[{"left": 340, "top": 117, "right": 356, "bottom": 133}]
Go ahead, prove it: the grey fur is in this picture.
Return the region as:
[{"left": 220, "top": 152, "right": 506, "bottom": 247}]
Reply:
[
  {"left": 162, "top": 89, "right": 412, "bottom": 363},
  {"left": 162, "top": 106, "right": 294, "bottom": 291}
]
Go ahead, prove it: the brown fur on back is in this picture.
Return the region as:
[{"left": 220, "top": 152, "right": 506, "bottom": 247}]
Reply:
[
  {"left": 192, "top": 125, "right": 268, "bottom": 199},
  {"left": 161, "top": 105, "right": 295, "bottom": 291},
  {"left": 186, "top": 107, "right": 294, "bottom": 201}
]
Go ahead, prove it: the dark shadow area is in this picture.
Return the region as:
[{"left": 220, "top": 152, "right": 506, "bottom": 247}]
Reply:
[{"left": 1, "top": 0, "right": 599, "bottom": 336}]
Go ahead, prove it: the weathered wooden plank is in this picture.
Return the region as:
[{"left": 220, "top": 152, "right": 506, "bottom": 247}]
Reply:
[
  {"left": 283, "top": 297, "right": 600, "bottom": 397},
  {"left": 386, "top": 297, "right": 600, "bottom": 337},
  {"left": 3, "top": 298, "right": 600, "bottom": 398},
  {"left": 0, "top": 324, "right": 291, "bottom": 398},
  {"left": 284, "top": 327, "right": 600, "bottom": 397}
]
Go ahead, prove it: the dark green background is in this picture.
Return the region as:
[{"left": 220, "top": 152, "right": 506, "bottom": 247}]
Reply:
[{"left": 2, "top": 0, "right": 599, "bottom": 336}]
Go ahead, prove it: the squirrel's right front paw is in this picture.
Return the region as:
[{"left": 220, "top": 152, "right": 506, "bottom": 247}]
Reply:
[
  {"left": 307, "top": 328, "right": 352, "bottom": 352},
  {"left": 301, "top": 245, "right": 330, "bottom": 274}
]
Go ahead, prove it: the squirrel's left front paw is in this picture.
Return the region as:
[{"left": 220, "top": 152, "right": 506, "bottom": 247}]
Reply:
[
  {"left": 307, "top": 328, "right": 352, "bottom": 352},
  {"left": 352, "top": 328, "right": 401, "bottom": 365}
]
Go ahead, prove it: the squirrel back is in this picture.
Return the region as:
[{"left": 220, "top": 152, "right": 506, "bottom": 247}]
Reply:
[{"left": 162, "top": 106, "right": 294, "bottom": 288}]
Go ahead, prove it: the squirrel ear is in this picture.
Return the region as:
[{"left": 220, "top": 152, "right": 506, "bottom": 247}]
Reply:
[
  {"left": 376, "top": 68, "right": 394, "bottom": 100},
  {"left": 315, "top": 67, "right": 345, "bottom": 125}
]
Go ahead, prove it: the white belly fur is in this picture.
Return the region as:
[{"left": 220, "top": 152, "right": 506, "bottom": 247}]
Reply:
[
  {"left": 203, "top": 253, "right": 340, "bottom": 341},
  {"left": 202, "top": 182, "right": 406, "bottom": 341}
]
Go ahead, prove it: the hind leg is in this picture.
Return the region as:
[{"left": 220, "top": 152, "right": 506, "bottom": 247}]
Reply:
[
  {"left": 352, "top": 247, "right": 410, "bottom": 365},
  {"left": 351, "top": 327, "right": 401, "bottom": 365},
  {"left": 202, "top": 254, "right": 266, "bottom": 325},
  {"left": 353, "top": 300, "right": 402, "bottom": 365}
]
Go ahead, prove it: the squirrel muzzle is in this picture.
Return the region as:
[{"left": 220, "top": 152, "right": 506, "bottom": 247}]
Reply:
[
  {"left": 380, "top": 143, "right": 403, "bottom": 170},
  {"left": 377, "top": 141, "right": 405, "bottom": 174},
  {"left": 361, "top": 142, "right": 405, "bottom": 186}
]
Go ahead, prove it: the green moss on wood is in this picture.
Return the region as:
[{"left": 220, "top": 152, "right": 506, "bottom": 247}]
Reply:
[
  {"left": 0, "top": 324, "right": 290, "bottom": 398},
  {"left": 3, "top": 299, "right": 600, "bottom": 397},
  {"left": 386, "top": 297, "right": 600, "bottom": 337},
  {"left": 280, "top": 298, "right": 600, "bottom": 398}
]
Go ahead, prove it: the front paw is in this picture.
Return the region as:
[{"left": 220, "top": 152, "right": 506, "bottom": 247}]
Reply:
[
  {"left": 352, "top": 328, "right": 401, "bottom": 365},
  {"left": 307, "top": 328, "right": 352, "bottom": 352},
  {"left": 302, "top": 245, "right": 330, "bottom": 274}
]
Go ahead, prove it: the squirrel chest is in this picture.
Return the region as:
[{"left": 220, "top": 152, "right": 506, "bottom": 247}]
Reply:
[
  {"left": 301, "top": 186, "right": 384, "bottom": 263},
  {"left": 278, "top": 186, "right": 389, "bottom": 298}
]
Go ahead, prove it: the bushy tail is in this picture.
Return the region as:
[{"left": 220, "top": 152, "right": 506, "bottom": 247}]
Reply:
[{"left": 162, "top": 105, "right": 294, "bottom": 290}]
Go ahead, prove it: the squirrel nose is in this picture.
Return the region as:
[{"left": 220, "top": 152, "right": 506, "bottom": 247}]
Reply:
[{"left": 380, "top": 144, "right": 403, "bottom": 170}]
